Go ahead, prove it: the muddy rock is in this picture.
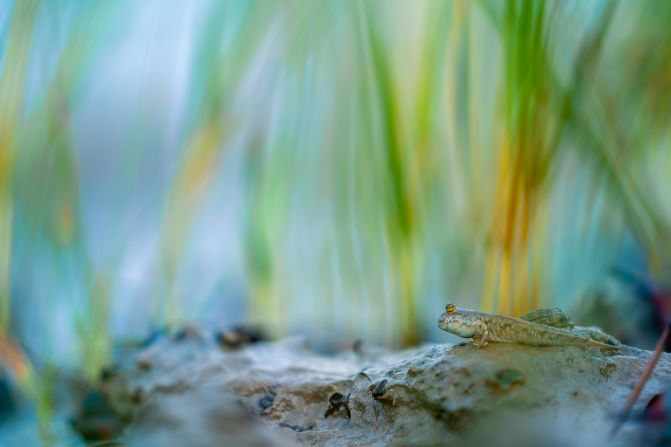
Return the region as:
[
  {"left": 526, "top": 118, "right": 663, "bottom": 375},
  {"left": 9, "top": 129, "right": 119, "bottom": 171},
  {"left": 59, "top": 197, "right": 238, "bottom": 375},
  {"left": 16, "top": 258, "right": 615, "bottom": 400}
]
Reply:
[{"left": 108, "top": 333, "right": 671, "bottom": 446}]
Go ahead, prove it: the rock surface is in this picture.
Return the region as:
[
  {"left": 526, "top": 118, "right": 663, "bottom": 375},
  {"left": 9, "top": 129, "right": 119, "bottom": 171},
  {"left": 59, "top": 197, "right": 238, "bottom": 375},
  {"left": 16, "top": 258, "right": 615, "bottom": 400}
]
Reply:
[{"left": 105, "top": 327, "right": 671, "bottom": 446}]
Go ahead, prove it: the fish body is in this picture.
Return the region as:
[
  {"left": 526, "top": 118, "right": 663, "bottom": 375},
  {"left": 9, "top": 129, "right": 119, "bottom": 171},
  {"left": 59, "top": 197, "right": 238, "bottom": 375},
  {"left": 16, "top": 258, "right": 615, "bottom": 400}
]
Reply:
[{"left": 438, "top": 305, "right": 617, "bottom": 350}]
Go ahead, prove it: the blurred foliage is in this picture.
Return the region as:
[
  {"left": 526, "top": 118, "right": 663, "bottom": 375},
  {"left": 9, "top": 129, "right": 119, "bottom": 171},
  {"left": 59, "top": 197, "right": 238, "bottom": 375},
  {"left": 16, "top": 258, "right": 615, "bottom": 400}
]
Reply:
[
  {"left": 0, "top": 0, "right": 40, "bottom": 334},
  {"left": 0, "top": 0, "right": 668, "bottom": 408}
]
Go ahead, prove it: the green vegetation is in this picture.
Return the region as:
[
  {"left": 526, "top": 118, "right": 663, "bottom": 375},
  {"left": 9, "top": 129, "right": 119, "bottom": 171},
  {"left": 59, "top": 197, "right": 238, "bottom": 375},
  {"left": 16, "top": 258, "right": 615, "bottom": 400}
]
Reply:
[{"left": 0, "top": 4, "right": 669, "bottom": 434}]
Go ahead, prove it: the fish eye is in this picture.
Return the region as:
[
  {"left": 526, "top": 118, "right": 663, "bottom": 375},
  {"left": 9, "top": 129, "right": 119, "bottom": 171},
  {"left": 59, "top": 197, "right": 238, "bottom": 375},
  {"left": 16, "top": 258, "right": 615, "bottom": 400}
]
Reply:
[{"left": 445, "top": 303, "right": 456, "bottom": 313}]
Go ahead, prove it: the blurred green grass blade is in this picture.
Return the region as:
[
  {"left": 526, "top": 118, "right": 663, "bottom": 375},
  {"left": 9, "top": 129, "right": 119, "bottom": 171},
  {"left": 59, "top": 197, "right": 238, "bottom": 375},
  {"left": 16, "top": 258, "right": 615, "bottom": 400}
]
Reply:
[{"left": 0, "top": 0, "right": 40, "bottom": 333}]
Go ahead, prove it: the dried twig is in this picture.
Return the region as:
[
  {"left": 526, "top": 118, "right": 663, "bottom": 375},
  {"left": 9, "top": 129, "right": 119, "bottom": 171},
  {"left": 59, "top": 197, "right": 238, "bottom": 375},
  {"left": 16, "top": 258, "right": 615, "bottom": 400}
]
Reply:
[{"left": 611, "top": 323, "right": 670, "bottom": 437}]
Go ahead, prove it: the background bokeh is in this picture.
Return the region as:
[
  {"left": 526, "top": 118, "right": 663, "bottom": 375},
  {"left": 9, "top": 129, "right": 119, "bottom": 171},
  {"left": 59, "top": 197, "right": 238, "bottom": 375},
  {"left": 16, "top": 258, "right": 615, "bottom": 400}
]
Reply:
[{"left": 1, "top": 0, "right": 670, "bottom": 388}]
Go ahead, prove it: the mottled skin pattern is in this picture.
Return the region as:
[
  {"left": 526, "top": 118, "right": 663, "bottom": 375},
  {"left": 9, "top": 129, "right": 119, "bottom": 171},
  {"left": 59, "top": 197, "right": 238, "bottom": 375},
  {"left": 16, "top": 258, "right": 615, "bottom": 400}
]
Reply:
[
  {"left": 438, "top": 304, "right": 618, "bottom": 350},
  {"left": 520, "top": 308, "right": 574, "bottom": 329}
]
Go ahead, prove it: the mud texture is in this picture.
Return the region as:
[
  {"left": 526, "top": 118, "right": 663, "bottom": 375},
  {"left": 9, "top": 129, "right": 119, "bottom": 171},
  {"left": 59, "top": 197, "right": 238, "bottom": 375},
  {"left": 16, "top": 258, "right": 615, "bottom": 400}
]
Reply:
[{"left": 104, "top": 327, "right": 671, "bottom": 446}]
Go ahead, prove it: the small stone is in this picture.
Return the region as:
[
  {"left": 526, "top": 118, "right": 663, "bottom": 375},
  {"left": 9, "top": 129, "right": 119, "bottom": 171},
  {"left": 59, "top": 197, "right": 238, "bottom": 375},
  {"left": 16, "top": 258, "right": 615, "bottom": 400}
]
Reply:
[
  {"left": 216, "top": 325, "right": 268, "bottom": 350},
  {"left": 372, "top": 379, "right": 389, "bottom": 400},
  {"left": 258, "top": 391, "right": 276, "bottom": 415},
  {"left": 324, "top": 392, "right": 351, "bottom": 419},
  {"left": 71, "top": 390, "right": 126, "bottom": 442}
]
